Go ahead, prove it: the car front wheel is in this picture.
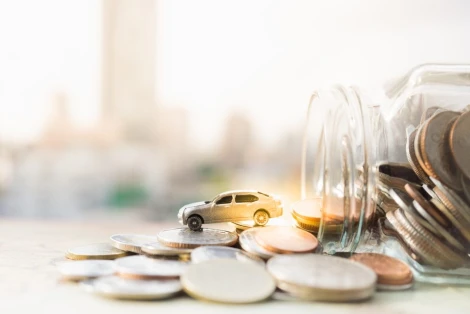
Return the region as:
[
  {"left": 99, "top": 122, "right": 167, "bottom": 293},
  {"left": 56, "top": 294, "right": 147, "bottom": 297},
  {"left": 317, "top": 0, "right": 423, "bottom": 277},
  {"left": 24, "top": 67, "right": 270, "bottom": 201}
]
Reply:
[
  {"left": 188, "top": 215, "right": 203, "bottom": 231},
  {"left": 253, "top": 210, "right": 269, "bottom": 226}
]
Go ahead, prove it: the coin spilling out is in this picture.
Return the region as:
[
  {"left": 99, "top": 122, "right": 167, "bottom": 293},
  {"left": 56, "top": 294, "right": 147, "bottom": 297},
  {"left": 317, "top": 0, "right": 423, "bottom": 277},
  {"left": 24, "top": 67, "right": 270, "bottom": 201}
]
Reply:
[
  {"left": 181, "top": 259, "right": 275, "bottom": 304},
  {"left": 239, "top": 227, "right": 276, "bottom": 260},
  {"left": 81, "top": 276, "right": 182, "bottom": 300},
  {"left": 142, "top": 241, "right": 193, "bottom": 257},
  {"left": 115, "top": 255, "right": 188, "bottom": 279},
  {"left": 66, "top": 243, "right": 129, "bottom": 260},
  {"left": 349, "top": 253, "right": 413, "bottom": 290},
  {"left": 110, "top": 234, "right": 158, "bottom": 254},
  {"left": 267, "top": 254, "right": 376, "bottom": 302},
  {"left": 57, "top": 260, "right": 116, "bottom": 281},
  {"left": 255, "top": 226, "right": 318, "bottom": 254},
  {"left": 191, "top": 246, "right": 264, "bottom": 266},
  {"left": 157, "top": 228, "right": 238, "bottom": 249}
]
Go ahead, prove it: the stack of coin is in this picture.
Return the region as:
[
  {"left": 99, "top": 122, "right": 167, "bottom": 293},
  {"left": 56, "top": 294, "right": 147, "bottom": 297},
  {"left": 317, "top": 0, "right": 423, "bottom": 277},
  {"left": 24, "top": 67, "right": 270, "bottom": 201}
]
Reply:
[
  {"left": 378, "top": 109, "right": 470, "bottom": 269},
  {"left": 290, "top": 198, "right": 343, "bottom": 233},
  {"left": 349, "top": 253, "right": 414, "bottom": 290},
  {"left": 239, "top": 226, "right": 319, "bottom": 260},
  {"left": 267, "top": 254, "right": 377, "bottom": 302}
]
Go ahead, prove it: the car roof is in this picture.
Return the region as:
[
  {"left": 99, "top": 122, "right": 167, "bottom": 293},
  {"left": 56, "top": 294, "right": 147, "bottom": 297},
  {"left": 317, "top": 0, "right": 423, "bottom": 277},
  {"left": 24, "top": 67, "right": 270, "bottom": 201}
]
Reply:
[{"left": 217, "top": 190, "right": 269, "bottom": 197}]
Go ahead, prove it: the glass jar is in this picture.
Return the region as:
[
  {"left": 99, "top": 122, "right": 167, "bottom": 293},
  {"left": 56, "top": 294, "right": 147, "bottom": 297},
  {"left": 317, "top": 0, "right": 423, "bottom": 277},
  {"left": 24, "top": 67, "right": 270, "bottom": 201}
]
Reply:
[{"left": 300, "top": 64, "right": 470, "bottom": 284}]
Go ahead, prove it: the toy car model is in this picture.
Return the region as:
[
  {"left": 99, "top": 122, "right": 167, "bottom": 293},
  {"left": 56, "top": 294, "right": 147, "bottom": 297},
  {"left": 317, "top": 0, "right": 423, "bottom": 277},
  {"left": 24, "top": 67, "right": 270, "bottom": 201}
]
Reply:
[{"left": 177, "top": 190, "right": 283, "bottom": 231}]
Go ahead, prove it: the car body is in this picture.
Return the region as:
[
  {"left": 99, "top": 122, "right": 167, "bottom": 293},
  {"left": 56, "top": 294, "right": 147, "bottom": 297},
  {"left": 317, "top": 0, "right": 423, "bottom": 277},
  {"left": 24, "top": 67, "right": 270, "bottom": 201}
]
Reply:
[{"left": 178, "top": 190, "right": 283, "bottom": 230}]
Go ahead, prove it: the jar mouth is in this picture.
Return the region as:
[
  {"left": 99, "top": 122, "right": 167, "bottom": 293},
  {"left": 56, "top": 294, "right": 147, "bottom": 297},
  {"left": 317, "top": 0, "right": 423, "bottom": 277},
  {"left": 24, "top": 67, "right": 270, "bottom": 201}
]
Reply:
[{"left": 301, "top": 87, "right": 376, "bottom": 253}]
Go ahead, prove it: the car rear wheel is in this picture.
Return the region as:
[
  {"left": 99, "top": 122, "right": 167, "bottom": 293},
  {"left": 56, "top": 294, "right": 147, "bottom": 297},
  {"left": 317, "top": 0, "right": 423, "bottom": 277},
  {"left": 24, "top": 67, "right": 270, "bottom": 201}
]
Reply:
[
  {"left": 188, "top": 215, "right": 203, "bottom": 231},
  {"left": 253, "top": 210, "right": 269, "bottom": 226}
]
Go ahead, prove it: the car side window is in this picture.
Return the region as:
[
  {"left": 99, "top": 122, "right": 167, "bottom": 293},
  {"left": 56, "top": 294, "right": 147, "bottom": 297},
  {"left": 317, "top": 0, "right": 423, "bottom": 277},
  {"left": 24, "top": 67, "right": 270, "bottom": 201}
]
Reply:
[
  {"left": 216, "top": 196, "right": 232, "bottom": 205},
  {"left": 235, "top": 194, "right": 259, "bottom": 203}
]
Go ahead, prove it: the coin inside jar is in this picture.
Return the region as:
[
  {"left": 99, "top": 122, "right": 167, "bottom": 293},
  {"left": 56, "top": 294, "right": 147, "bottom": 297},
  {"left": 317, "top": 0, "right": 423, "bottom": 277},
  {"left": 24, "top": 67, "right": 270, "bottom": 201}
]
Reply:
[
  {"left": 157, "top": 228, "right": 238, "bottom": 249},
  {"left": 349, "top": 253, "right": 413, "bottom": 286},
  {"left": 115, "top": 255, "right": 188, "bottom": 279},
  {"left": 66, "top": 243, "right": 129, "bottom": 260},
  {"left": 81, "top": 276, "right": 182, "bottom": 300},
  {"left": 254, "top": 226, "right": 318, "bottom": 254},
  {"left": 110, "top": 234, "right": 158, "bottom": 254},
  {"left": 56, "top": 260, "right": 116, "bottom": 281},
  {"left": 190, "top": 246, "right": 264, "bottom": 266},
  {"left": 449, "top": 110, "right": 470, "bottom": 180},
  {"left": 181, "top": 259, "right": 275, "bottom": 304}
]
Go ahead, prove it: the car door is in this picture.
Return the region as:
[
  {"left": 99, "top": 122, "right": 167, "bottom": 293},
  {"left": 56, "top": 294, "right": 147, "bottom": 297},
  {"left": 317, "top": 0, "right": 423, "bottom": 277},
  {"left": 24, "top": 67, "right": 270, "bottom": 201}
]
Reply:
[
  {"left": 234, "top": 193, "right": 260, "bottom": 220},
  {"left": 211, "top": 195, "right": 233, "bottom": 222}
]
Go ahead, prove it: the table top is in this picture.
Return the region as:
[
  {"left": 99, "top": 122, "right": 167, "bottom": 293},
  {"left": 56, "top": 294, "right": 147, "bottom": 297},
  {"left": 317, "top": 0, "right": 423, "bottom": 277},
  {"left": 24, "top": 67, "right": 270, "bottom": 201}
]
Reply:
[{"left": 1, "top": 219, "right": 469, "bottom": 314}]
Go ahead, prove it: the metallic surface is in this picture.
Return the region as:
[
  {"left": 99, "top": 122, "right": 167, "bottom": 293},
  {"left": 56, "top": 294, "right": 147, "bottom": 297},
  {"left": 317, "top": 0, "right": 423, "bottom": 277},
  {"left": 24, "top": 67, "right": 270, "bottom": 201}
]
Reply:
[
  {"left": 110, "top": 234, "right": 158, "bottom": 254},
  {"left": 255, "top": 226, "right": 318, "bottom": 254},
  {"left": 157, "top": 228, "right": 238, "bottom": 249},
  {"left": 66, "top": 243, "right": 129, "bottom": 260},
  {"left": 190, "top": 246, "right": 264, "bottom": 266},
  {"left": 115, "top": 255, "right": 188, "bottom": 279},
  {"left": 450, "top": 110, "right": 470, "bottom": 179},
  {"left": 56, "top": 260, "right": 116, "bottom": 281}
]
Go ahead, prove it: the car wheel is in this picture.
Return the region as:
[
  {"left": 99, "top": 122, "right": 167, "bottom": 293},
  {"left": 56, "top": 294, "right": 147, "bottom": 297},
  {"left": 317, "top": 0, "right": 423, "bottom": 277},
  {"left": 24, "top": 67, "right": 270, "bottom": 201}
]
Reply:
[
  {"left": 253, "top": 210, "right": 269, "bottom": 226},
  {"left": 188, "top": 215, "right": 203, "bottom": 231}
]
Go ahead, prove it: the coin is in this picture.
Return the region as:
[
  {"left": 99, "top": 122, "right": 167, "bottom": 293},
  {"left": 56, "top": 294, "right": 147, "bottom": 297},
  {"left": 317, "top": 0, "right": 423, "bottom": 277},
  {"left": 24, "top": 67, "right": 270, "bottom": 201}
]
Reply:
[
  {"left": 157, "top": 228, "right": 238, "bottom": 249},
  {"left": 238, "top": 227, "right": 276, "bottom": 260},
  {"left": 450, "top": 110, "right": 470, "bottom": 179},
  {"left": 406, "top": 128, "right": 433, "bottom": 186},
  {"left": 110, "top": 234, "right": 158, "bottom": 254},
  {"left": 190, "top": 246, "right": 264, "bottom": 266},
  {"left": 230, "top": 217, "right": 287, "bottom": 231},
  {"left": 420, "top": 111, "right": 461, "bottom": 190},
  {"left": 376, "top": 282, "right": 414, "bottom": 291},
  {"left": 181, "top": 259, "right": 275, "bottom": 304},
  {"left": 255, "top": 226, "right": 318, "bottom": 254},
  {"left": 66, "top": 243, "right": 129, "bottom": 260},
  {"left": 81, "top": 276, "right": 182, "bottom": 300},
  {"left": 420, "top": 106, "right": 441, "bottom": 123},
  {"left": 266, "top": 254, "right": 376, "bottom": 302},
  {"left": 141, "top": 241, "right": 193, "bottom": 256},
  {"left": 56, "top": 260, "right": 116, "bottom": 281},
  {"left": 405, "top": 184, "right": 450, "bottom": 228},
  {"left": 115, "top": 255, "right": 188, "bottom": 279},
  {"left": 349, "top": 253, "right": 413, "bottom": 285}
]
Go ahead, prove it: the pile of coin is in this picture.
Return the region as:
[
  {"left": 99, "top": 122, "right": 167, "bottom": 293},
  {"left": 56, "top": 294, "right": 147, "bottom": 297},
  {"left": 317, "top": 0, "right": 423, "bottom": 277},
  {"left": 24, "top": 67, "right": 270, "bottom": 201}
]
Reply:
[
  {"left": 378, "top": 108, "right": 470, "bottom": 269},
  {"left": 58, "top": 222, "right": 413, "bottom": 303}
]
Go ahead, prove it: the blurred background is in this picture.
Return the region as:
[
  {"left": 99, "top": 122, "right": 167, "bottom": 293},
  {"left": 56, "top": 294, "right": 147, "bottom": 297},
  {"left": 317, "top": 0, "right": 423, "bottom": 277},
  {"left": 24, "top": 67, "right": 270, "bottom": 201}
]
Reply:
[{"left": 0, "top": 0, "right": 469, "bottom": 221}]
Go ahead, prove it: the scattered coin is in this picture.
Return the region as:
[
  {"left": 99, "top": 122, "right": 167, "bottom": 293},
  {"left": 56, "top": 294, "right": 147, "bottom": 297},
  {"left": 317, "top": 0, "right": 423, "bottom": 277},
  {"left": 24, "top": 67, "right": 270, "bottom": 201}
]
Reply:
[
  {"left": 181, "top": 259, "right": 275, "bottom": 304},
  {"left": 239, "top": 227, "right": 276, "bottom": 260},
  {"left": 255, "top": 226, "right": 318, "bottom": 254},
  {"left": 141, "top": 241, "right": 193, "bottom": 257},
  {"left": 81, "top": 276, "right": 182, "bottom": 300},
  {"left": 157, "top": 228, "right": 238, "bottom": 249},
  {"left": 267, "top": 254, "right": 376, "bottom": 302},
  {"left": 349, "top": 253, "right": 413, "bottom": 288},
  {"left": 56, "top": 260, "right": 116, "bottom": 281},
  {"left": 190, "top": 246, "right": 264, "bottom": 266},
  {"left": 110, "top": 234, "right": 158, "bottom": 254},
  {"left": 66, "top": 243, "right": 129, "bottom": 260},
  {"left": 115, "top": 255, "right": 188, "bottom": 279}
]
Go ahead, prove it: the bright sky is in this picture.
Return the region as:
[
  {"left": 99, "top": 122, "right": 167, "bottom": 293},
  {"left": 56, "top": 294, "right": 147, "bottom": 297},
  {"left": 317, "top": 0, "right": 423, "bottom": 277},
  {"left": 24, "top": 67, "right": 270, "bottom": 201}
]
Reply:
[{"left": 1, "top": 0, "right": 470, "bottom": 150}]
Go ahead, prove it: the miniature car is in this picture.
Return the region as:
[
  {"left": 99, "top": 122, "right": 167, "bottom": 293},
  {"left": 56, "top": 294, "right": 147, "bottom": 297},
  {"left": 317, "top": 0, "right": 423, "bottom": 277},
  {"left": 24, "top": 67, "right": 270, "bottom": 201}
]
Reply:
[{"left": 178, "top": 190, "right": 283, "bottom": 231}]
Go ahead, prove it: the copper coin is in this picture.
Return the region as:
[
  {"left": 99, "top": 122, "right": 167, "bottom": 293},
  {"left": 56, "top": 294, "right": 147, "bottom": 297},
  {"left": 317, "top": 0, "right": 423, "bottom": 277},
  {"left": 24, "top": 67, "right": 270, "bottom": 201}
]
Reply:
[
  {"left": 420, "top": 106, "right": 441, "bottom": 124},
  {"left": 420, "top": 111, "right": 462, "bottom": 190},
  {"left": 404, "top": 184, "right": 450, "bottom": 228},
  {"left": 254, "top": 226, "right": 318, "bottom": 254},
  {"left": 349, "top": 253, "right": 413, "bottom": 285},
  {"left": 450, "top": 110, "right": 470, "bottom": 180}
]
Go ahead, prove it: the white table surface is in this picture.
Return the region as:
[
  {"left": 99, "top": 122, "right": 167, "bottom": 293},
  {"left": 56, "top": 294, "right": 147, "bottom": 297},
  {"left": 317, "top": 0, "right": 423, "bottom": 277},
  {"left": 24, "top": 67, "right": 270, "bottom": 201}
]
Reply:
[{"left": 0, "top": 219, "right": 469, "bottom": 314}]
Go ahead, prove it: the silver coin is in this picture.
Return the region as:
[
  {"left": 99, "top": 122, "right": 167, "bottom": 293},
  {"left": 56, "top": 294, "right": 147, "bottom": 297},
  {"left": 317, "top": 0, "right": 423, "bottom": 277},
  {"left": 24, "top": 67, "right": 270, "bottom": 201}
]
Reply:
[
  {"left": 181, "top": 259, "right": 275, "bottom": 303},
  {"left": 190, "top": 246, "right": 264, "bottom": 266},
  {"left": 157, "top": 228, "right": 238, "bottom": 249},
  {"left": 239, "top": 227, "right": 276, "bottom": 260},
  {"left": 56, "top": 260, "right": 115, "bottom": 280},
  {"left": 66, "top": 243, "right": 128, "bottom": 260},
  {"left": 81, "top": 276, "right": 182, "bottom": 300},
  {"left": 115, "top": 255, "right": 188, "bottom": 279},
  {"left": 142, "top": 242, "right": 193, "bottom": 256},
  {"left": 377, "top": 282, "right": 414, "bottom": 291},
  {"left": 389, "top": 188, "right": 413, "bottom": 212},
  {"left": 266, "top": 254, "right": 376, "bottom": 302},
  {"left": 110, "top": 234, "right": 158, "bottom": 254}
]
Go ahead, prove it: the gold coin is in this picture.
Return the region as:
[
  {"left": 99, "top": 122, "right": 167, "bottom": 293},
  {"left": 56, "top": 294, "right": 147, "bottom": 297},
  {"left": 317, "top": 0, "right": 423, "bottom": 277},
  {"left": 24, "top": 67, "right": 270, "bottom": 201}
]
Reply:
[
  {"left": 181, "top": 259, "right": 275, "bottom": 304},
  {"left": 66, "top": 243, "right": 129, "bottom": 260},
  {"left": 255, "top": 226, "right": 318, "bottom": 254},
  {"left": 110, "top": 234, "right": 158, "bottom": 254}
]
